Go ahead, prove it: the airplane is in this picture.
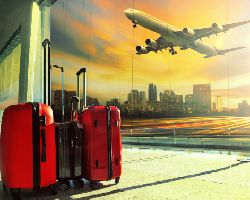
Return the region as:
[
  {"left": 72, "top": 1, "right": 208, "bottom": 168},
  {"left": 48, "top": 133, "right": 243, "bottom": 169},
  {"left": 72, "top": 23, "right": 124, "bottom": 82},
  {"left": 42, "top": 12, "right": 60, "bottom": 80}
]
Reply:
[{"left": 124, "top": 8, "right": 250, "bottom": 58}]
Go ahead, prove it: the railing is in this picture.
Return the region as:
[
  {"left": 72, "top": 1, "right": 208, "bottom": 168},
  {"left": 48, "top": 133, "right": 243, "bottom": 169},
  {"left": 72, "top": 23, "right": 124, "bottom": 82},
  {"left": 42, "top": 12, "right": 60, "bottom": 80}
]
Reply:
[{"left": 122, "top": 128, "right": 250, "bottom": 151}]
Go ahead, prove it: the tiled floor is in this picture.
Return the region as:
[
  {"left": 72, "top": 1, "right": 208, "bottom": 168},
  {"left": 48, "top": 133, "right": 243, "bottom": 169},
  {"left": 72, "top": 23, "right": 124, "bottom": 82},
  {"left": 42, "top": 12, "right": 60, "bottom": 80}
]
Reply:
[{"left": 1, "top": 147, "right": 250, "bottom": 199}]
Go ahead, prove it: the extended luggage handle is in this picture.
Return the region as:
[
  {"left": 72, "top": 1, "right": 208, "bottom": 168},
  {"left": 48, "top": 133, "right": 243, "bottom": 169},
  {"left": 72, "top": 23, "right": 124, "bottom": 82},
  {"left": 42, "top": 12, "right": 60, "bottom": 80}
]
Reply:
[
  {"left": 71, "top": 96, "right": 79, "bottom": 121},
  {"left": 42, "top": 39, "right": 51, "bottom": 106},
  {"left": 52, "top": 65, "right": 65, "bottom": 122},
  {"left": 76, "top": 68, "right": 87, "bottom": 111}
]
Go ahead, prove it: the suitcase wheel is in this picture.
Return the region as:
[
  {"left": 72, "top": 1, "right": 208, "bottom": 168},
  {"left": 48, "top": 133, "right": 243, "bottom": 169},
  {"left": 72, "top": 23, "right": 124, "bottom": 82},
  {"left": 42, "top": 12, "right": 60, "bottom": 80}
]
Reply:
[
  {"left": 115, "top": 177, "right": 120, "bottom": 185},
  {"left": 2, "top": 183, "right": 6, "bottom": 190},
  {"left": 89, "top": 181, "right": 100, "bottom": 190},
  {"left": 10, "top": 188, "right": 21, "bottom": 200},
  {"left": 59, "top": 182, "right": 69, "bottom": 191},
  {"left": 49, "top": 184, "right": 58, "bottom": 195},
  {"left": 79, "top": 179, "right": 85, "bottom": 188},
  {"left": 72, "top": 179, "right": 84, "bottom": 188}
]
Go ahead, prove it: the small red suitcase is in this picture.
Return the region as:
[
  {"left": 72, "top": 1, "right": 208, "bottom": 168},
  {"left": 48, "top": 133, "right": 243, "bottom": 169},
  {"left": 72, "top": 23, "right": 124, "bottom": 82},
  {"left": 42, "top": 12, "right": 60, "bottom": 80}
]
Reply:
[
  {"left": 75, "top": 68, "right": 122, "bottom": 188},
  {"left": 80, "top": 106, "right": 122, "bottom": 188}
]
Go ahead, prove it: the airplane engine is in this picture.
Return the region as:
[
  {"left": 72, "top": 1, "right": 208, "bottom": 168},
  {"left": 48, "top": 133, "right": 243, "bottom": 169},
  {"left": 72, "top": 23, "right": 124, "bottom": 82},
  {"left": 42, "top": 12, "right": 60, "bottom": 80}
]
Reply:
[
  {"left": 211, "top": 23, "right": 223, "bottom": 32},
  {"left": 136, "top": 46, "right": 148, "bottom": 54},
  {"left": 183, "top": 28, "right": 195, "bottom": 37},
  {"left": 145, "top": 39, "right": 158, "bottom": 49}
]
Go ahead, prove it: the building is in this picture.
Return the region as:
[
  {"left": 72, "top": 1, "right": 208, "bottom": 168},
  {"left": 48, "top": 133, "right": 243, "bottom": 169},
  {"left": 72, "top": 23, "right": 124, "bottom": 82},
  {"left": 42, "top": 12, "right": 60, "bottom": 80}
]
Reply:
[
  {"left": 160, "top": 90, "right": 175, "bottom": 113},
  {"left": 185, "top": 94, "right": 193, "bottom": 113},
  {"left": 128, "top": 90, "right": 140, "bottom": 106},
  {"left": 238, "top": 100, "right": 250, "bottom": 115},
  {"left": 148, "top": 83, "right": 157, "bottom": 103},
  {"left": 212, "top": 102, "right": 216, "bottom": 112},
  {"left": 175, "top": 95, "right": 184, "bottom": 113},
  {"left": 86, "top": 96, "right": 99, "bottom": 106},
  {"left": 0, "top": 0, "right": 57, "bottom": 120},
  {"left": 215, "top": 96, "right": 223, "bottom": 112},
  {"left": 106, "top": 98, "right": 120, "bottom": 107},
  {"left": 139, "top": 91, "right": 146, "bottom": 106},
  {"left": 192, "top": 84, "right": 211, "bottom": 113}
]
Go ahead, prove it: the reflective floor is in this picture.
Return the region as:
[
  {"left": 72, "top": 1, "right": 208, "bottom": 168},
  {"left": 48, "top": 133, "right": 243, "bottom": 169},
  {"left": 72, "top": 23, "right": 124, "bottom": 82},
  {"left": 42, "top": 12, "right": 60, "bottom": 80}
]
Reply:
[{"left": 1, "top": 146, "right": 250, "bottom": 199}]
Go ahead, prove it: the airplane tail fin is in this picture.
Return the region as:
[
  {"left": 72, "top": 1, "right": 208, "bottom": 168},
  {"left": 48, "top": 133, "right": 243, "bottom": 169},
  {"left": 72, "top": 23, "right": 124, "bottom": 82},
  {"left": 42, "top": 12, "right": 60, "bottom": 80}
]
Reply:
[{"left": 217, "top": 46, "right": 246, "bottom": 55}]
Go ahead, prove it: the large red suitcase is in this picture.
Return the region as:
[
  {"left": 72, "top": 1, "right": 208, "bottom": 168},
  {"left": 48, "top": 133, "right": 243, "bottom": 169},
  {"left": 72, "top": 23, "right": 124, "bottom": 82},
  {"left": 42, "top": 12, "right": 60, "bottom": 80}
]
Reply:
[
  {"left": 0, "top": 39, "right": 57, "bottom": 199},
  {"left": 0, "top": 103, "right": 57, "bottom": 197},
  {"left": 80, "top": 106, "right": 122, "bottom": 187}
]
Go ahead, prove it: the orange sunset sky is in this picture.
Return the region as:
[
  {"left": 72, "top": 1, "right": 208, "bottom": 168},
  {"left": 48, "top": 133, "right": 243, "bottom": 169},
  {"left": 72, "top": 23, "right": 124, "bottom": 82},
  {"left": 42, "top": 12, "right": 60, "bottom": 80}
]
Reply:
[{"left": 51, "top": 0, "right": 250, "bottom": 108}]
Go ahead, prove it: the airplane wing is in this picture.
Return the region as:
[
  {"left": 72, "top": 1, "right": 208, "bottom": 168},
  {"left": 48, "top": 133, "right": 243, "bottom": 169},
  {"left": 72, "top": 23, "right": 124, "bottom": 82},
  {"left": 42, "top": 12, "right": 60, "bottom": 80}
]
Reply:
[
  {"left": 136, "top": 37, "right": 175, "bottom": 55},
  {"left": 204, "top": 46, "right": 246, "bottom": 58},
  {"left": 193, "top": 20, "right": 250, "bottom": 40},
  {"left": 217, "top": 46, "right": 246, "bottom": 55}
]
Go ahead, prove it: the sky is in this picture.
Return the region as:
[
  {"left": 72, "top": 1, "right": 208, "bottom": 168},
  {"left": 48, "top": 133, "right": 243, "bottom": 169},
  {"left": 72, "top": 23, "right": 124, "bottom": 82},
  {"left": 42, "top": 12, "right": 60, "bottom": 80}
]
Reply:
[{"left": 50, "top": 0, "right": 250, "bottom": 108}]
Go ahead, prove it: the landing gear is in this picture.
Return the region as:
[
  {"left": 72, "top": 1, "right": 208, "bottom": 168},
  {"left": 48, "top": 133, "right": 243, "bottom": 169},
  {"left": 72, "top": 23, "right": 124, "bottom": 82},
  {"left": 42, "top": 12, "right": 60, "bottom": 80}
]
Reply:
[
  {"left": 169, "top": 47, "right": 177, "bottom": 55},
  {"left": 132, "top": 20, "right": 137, "bottom": 28}
]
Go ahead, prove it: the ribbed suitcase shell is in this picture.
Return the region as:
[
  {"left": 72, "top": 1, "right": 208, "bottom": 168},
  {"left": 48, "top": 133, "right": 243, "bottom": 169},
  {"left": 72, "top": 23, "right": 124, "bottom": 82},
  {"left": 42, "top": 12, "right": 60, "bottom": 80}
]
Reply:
[
  {"left": 80, "top": 106, "right": 122, "bottom": 181},
  {"left": 56, "top": 122, "right": 82, "bottom": 180},
  {"left": 0, "top": 103, "right": 56, "bottom": 189}
]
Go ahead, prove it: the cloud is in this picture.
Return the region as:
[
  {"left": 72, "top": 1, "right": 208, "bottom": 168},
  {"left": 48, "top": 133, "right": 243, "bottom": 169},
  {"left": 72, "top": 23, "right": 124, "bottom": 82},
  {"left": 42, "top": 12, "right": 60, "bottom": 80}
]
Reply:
[
  {"left": 213, "top": 84, "right": 250, "bottom": 98},
  {"left": 50, "top": 0, "right": 250, "bottom": 105}
]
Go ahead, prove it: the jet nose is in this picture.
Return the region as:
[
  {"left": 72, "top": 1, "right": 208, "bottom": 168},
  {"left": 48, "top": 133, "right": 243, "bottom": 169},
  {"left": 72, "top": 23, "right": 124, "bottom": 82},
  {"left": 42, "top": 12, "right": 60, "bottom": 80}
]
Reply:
[{"left": 124, "top": 8, "right": 134, "bottom": 18}]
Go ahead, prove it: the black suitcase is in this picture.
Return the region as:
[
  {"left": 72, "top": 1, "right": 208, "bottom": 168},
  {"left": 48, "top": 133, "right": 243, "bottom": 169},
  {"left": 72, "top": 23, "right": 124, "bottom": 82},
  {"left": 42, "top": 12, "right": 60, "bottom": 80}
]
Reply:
[
  {"left": 56, "top": 121, "right": 83, "bottom": 190},
  {"left": 53, "top": 68, "right": 83, "bottom": 190}
]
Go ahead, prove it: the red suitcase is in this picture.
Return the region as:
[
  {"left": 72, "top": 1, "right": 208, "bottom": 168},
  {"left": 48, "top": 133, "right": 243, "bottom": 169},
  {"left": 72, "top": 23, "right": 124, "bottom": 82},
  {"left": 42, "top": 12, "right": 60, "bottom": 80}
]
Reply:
[
  {"left": 80, "top": 106, "right": 122, "bottom": 187},
  {"left": 75, "top": 68, "right": 122, "bottom": 188},
  {"left": 0, "top": 39, "right": 57, "bottom": 199},
  {"left": 0, "top": 103, "right": 57, "bottom": 196}
]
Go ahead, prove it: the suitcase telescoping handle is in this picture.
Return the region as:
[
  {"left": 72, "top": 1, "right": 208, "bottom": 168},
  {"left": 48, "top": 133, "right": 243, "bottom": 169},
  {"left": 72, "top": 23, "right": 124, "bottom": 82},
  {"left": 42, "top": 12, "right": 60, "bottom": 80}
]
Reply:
[
  {"left": 71, "top": 96, "right": 79, "bottom": 121},
  {"left": 52, "top": 65, "right": 65, "bottom": 122},
  {"left": 76, "top": 68, "right": 87, "bottom": 110},
  {"left": 42, "top": 39, "right": 51, "bottom": 106}
]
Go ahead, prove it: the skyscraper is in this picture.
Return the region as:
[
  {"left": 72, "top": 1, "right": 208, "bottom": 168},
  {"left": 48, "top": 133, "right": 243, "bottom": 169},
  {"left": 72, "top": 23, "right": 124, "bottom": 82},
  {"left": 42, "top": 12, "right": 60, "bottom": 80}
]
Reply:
[
  {"left": 128, "top": 90, "right": 140, "bottom": 106},
  {"left": 215, "top": 96, "right": 223, "bottom": 112},
  {"left": 185, "top": 94, "right": 193, "bottom": 113},
  {"left": 238, "top": 100, "right": 250, "bottom": 115},
  {"left": 160, "top": 90, "right": 175, "bottom": 113},
  {"left": 139, "top": 91, "right": 146, "bottom": 106},
  {"left": 106, "top": 98, "right": 120, "bottom": 107},
  {"left": 148, "top": 83, "right": 157, "bottom": 102},
  {"left": 175, "top": 95, "right": 184, "bottom": 113},
  {"left": 192, "top": 84, "right": 211, "bottom": 113}
]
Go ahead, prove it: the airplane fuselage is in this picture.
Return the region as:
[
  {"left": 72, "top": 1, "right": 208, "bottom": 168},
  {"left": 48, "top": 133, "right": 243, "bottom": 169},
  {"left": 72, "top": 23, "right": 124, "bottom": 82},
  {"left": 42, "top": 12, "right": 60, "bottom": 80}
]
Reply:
[{"left": 125, "top": 8, "right": 218, "bottom": 57}]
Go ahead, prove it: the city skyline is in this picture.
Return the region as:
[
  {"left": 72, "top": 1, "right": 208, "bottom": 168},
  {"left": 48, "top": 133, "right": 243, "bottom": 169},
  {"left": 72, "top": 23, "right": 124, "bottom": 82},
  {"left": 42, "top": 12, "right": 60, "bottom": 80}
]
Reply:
[{"left": 51, "top": 81, "right": 250, "bottom": 114}]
